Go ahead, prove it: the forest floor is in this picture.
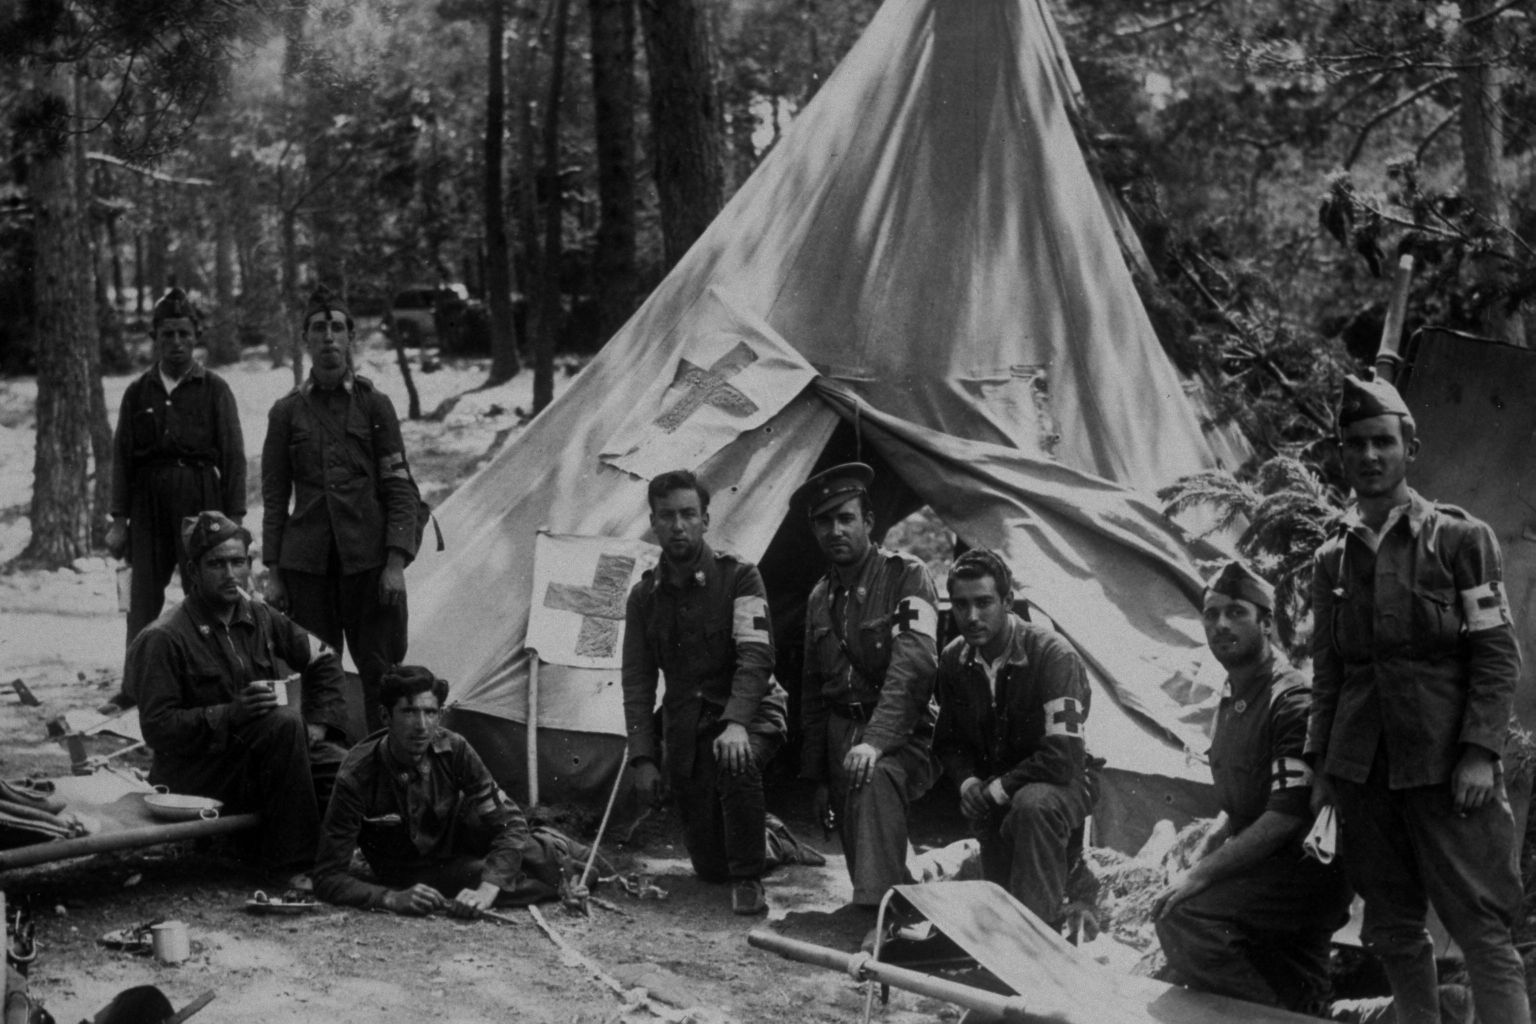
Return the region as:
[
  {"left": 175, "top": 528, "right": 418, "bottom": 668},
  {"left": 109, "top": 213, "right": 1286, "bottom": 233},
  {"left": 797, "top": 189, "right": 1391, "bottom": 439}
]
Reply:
[{"left": 0, "top": 330, "right": 1093, "bottom": 1024}]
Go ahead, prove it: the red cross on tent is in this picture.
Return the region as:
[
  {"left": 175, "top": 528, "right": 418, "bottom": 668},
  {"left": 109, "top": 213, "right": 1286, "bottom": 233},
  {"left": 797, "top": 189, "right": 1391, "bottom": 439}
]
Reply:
[
  {"left": 541, "top": 553, "right": 634, "bottom": 660},
  {"left": 526, "top": 532, "right": 660, "bottom": 669},
  {"left": 654, "top": 342, "right": 760, "bottom": 432}
]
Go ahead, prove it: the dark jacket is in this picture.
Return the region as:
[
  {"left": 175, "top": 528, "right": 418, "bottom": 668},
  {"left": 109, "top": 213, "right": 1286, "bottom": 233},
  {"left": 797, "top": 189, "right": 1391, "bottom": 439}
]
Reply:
[
  {"left": 621, "top": 544, "right": 786, "bottom": 778},
  {"left": 261, "top": 374, "right": 419, "bottom": 574},
  {"left": 801, "top": 546, "right": 939, "bottom": 780},
  {"left": 313, "top": 728, "right": 534, "bottom": 909},
  {"left": 110, "top": 362, "right": 245, "bottom": 518},
  {"left": 1210, "top": 648, "right": 1312, "bottom": 842},
  {"left": 1307, "top": 490, "right": 1521, "bottom": 788},
  {"left": 933, "top": 614, "right": 1098, "bottom": 797},
  {"left": 127, "top": 591, "right": 348, "bottom": 770}
]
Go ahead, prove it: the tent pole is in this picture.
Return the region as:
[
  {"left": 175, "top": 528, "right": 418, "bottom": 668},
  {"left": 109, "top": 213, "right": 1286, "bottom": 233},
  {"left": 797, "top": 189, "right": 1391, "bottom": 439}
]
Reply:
[{"left": 527, "top": 651, "right": 540, "bottom": 806}]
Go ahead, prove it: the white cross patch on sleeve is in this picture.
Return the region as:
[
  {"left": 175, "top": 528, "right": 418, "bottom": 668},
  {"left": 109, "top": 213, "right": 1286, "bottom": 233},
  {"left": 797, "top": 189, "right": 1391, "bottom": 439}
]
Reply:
[
  {"left": 1043, "top": 696, "right": 1085, "bottom": 739},
  {"left": 1461, "top": 581, "right": 1512, "bottom": 633},
  {"left": 890, "top": 596, "right": 937, "bottom": 640},
  {"left": 733, "top": 595, "right": 771, "bottom": 646},
  {"left": 1271, "top": 756, "right": 1313, "bottom": 792}
]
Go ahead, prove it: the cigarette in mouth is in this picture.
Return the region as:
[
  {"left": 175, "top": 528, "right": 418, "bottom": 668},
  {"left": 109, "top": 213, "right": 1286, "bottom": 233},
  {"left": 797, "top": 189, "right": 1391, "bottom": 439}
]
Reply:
[{"left": 235, "top": 585, "right": 254, "bottom": 602}]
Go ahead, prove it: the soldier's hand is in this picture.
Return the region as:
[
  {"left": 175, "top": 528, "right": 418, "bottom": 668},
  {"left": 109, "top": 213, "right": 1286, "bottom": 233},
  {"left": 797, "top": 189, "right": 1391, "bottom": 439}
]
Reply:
[
  {"left": 379, "top": 552, "right": 407, "bottom": 607},
  {"left": 713, "top": 723, "right": 752, "bottom": 774},
  {"left": 264, "top": 572, "right": 290, "bottom": 612},
  {"left": 1452, "top": 746, "right": 1498, "bottom": 815},
  {"left": 631, "top": 759, "right": 663, "bottom": 807},
  {"left": 1309, "top": 772, "right": 1337, "bottom": 818},
  {"left": 842, "top": 743, "right": 882, "bottom": 789},
  {"left": 450, "top": 882, "right": 500, "bottom": 919},
  {"left": 959, "top": 777, "right": 991, "bottom": 819},
  {"left": 232, "top": 682, "right": 280, "bottom": 725},
  {"left": 1151, "top": 872, "right": 1210, "bottom": 921},
  {"left": 385, "top": 884, "right": 447, "bottom": 916},
  {"left": 105, "top": 519, "right": 128, "bottom": 560}
]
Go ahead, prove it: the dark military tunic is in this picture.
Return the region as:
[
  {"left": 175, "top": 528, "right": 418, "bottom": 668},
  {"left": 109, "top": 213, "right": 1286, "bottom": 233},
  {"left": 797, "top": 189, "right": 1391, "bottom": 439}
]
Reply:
[
  {"left": 934, "top": 615, "right": 1099, "bottom": 922},
  {"left": 314, "top": 728, "right": 566, "bottom": 909},
  {"left": 126, "top": 591, "right": 346, "bottom": 870},
  {"left": 622, "top": 543, "right": 787, "bottom": 881},
  {"left": 110, "top": 362, "right": 245, "bottom": 641},
  {"left": 1308, "top": 490, "right": 1527, "bottom": 1024},
  {"left": 801, "top": 545, "right": 939, "bottom": 905}
]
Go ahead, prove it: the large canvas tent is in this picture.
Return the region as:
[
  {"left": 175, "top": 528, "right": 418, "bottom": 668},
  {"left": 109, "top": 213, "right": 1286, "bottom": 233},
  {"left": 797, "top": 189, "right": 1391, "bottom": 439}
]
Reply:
[{"left": 410, "top": 0, "right": 1249, "bottom": 851}]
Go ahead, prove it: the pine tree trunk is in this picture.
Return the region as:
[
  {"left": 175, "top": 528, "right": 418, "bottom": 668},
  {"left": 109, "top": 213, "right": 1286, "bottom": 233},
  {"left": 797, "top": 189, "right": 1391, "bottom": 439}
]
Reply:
[
  {"left": 21, "top": 67, "right": 95, "bottom": 568},
  {"left": 639, "top": 0, "right": 725, "bottom": 270},
  {"left": 209, "top": 210, "right": 240, "bottom": 365},
  {"left": 588, "top": 0, "right": 638, "bottom": 344},
  {"left": 533, "top": 0, "right": 570, "bottom": 414},
  {"left": 486, "top": 0, "right": 522, "bottom": 385}
]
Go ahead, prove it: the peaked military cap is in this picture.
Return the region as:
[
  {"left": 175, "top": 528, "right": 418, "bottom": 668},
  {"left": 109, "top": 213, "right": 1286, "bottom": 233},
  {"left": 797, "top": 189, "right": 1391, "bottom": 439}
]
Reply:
[
  {"left": 1337, "top": 373, "right": 1410, "bottom": 429},
  {"left": 1204, "top": 559, "right": 1274, "bottom": 613},
  {"left": 791, "top": 462, "right": 874, "bottom": 519},
  {"left": 151, "top": 287, "right": 201, "bottom": 330},
  {"left": 181, "top": 510, "right": 252, "bottom": 566},
  {"left": 303, "top": 284, "right": 354, "bottom": 331}
]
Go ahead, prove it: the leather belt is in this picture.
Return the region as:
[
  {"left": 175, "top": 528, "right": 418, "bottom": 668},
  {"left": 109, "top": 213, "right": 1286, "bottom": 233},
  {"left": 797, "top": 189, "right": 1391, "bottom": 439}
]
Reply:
[{"left": 827, "top": 702, "right": 872, "bottom": 722}]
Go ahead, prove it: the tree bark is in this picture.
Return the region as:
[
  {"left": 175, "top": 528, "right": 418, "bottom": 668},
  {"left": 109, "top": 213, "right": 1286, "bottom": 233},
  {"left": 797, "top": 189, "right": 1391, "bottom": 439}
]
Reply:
[
  {"left": 533, "top": 0, "right": 570, "bottom": 414},
  {"left": 486, "top": 0, "right": 522, "bottom": 385},
  {"left": 20, "top": 66, "right": 96, "bottom": 568},
  {"left": 588, "top": 0, "right": 638, "bottom": 344},
  {"left": 209, "top": 207, "right": 240, "bottom": 365},
  {"left": 1458, "top": 0, "right": 1522, "bottom": 345},
  {"left": 639, "top": 0, "right": 725, "bottom": 269}
]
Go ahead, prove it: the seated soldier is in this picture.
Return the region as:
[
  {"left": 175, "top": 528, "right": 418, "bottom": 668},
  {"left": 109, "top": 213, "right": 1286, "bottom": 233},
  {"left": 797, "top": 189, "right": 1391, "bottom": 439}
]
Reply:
[
  {"left": 129, "top": 511, "right": 350, "bottom": 890},
  {"left": 314, "top": 665, "right": 581, "bottom": 916},
  {"left": 932, "top": 549, "right": 1101, "bottom": 927},
  {"left": 1152, "top": 561, "right": 1351, "bottom": 1013}
]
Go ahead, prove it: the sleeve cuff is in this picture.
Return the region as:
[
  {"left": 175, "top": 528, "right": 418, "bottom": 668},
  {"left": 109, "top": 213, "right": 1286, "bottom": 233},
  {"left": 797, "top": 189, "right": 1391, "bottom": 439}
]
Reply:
[{"left": 986, "top": 778, "right": 1008, "bottom": 805}]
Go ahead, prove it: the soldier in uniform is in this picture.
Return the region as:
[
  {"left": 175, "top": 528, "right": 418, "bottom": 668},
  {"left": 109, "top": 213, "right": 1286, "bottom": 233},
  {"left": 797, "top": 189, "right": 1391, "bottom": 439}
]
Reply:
[
  {"left": 128, "top": 512, "right": 349, "bottom": 888},
  {"left": 1309, "top": 375, "right": 1528, "bottom": 1024},
  {"left": 107, "top": 288, "right": 245, "bottom": 645},
  {"left": 933, "top": 549, "right": 1101, "bottom": 927},
  {"left": 622, "top": 470, "right": 819, "bottom": 916},
  {"left": 262, "top": 286, "right": 420, "bottom": 732},
  {"left": 1153, "top": 561, "right": 1351, "bottom": 1013},
  {"left": 795, "top": 463, "right": 939, "bottom": 909}
]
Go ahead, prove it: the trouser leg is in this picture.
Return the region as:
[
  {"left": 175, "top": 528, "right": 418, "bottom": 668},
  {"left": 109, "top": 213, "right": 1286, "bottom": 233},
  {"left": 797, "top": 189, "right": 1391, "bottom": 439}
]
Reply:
[
  {"left": 716, "top": 732, "right": 778, "bottom": 881},
  {"left": 996, "top": 781, "right": 1089, "bottom": 925},
  {"left": 339, "top": 567, "right": 407, "bottom": 733},
  {"left": 1335, "top": 772, "right": 1440, "bottom": 1024},
  {"left": 1403, "top": 777, "right": 1531, "bottom": 1024},
  {"left": 126, "top": 517, "right": 175, "bottom": 643},
  {"left": 1156, "top": 887, "right": 1283, "bottom": 1007},
  {"left": 827, "top": 717, "right": 935, "bottom": 906},
  {"left": 282, "top": 569, "right": 343, "bottom": 651},
  {"left": 677, "top": 734, "right": 731, "bottom": 883}
]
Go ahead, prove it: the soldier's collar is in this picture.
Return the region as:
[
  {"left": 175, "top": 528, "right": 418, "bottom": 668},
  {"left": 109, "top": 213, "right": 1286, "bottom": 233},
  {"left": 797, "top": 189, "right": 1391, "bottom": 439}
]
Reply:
[
  {"left": 1342, "top": 488, "right": 1427, "bottom": 539},
  {"left": 184, "top": 590, "right": 255, "bottom": 632},
  {"left": 659, "top": 542, "right": 712, "bottom": 589},
  {"left": 829, "top": 544, "right": 881, "bottom": 592},
  {"left": 961, "top": 613, "right": 1028, "bottom": 669},
  {"left": 301, "top": 370, "right": 355, "bottom": 395},
  {"left": 1222, "top": 644, "right": 1278, "bottom": 699}
]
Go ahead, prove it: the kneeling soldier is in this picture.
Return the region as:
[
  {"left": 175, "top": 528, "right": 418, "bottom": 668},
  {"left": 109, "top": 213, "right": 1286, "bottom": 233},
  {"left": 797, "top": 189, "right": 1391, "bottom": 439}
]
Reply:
[{"left": 1153, "top": 561, "right": 1351, "bottom": 1013}]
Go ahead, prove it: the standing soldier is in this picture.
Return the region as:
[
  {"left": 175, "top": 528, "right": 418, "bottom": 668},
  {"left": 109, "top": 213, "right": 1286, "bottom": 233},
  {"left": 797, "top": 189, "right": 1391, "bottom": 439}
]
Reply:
[
  {"left": 107, "top": 287, "right": 245, "bottom": 645},
  {"left": 262, "top": 286, "right": 420, "bottom": 733},
  {"left": 795, "top": 463, "right": 939, "bottom": 912},
  {"left": 1309, "top": 375, "right": 1528, "bottom": 1024},
  {"left": 621, "top": 470, "right": 819, "bottom": 916},
  {"left": 1153, "top": 561, "right": 1351, "bottom": 1013}
]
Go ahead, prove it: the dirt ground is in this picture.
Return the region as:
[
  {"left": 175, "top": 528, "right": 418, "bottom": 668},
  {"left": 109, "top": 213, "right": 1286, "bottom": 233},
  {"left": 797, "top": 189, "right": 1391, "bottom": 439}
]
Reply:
[{"left": 0, "top": 338, "right": 999, "bottom": 1024}]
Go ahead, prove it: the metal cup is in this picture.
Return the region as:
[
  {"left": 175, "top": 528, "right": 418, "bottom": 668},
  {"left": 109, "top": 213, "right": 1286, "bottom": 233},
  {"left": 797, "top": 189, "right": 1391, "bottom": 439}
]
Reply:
[{"left": 150, "top": 920, "right": 190, "bottom": 964}]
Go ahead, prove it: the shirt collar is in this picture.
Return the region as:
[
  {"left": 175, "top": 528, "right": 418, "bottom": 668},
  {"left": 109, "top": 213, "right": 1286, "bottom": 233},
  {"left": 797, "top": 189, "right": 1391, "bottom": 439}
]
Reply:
[
  {"left": 830, "top": 544, "right": 882, "bottom": 595},
  {"left": 301, "top": 371, "right": 354, "bottom": 395},
  {"left": 1342, "top": 488, "right": 1429, "bottom": 540},
  {"left": 379, "top": 729, "right": 455, "bottom": 773},
  {"left": 1222, "top": 644, "right": 1284, "bottom": 700},
  {"left": 183, "top": 589, "right": 256, "bottom": 633},
  {"left": 659, "top": 542, "right": 713, "bottom": 590},
  {"left": 961, "top": 613, "right": 1029, "bottom": 669}
]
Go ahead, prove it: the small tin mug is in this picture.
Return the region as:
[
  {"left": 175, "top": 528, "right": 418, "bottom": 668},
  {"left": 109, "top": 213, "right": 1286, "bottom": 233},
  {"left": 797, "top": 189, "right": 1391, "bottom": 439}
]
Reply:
[{"left": 151, "top": 920, "right": 190, "bottom": 964}]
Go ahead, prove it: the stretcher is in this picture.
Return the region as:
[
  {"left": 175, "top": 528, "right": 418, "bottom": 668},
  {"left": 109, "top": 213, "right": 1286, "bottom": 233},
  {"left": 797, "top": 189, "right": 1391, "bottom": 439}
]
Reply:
[
  {"left": 0, "top": 771, "right": 258, "bottom": 872},
  {"left": 750, "top": 881, "right": 1328, "bottom": 1023}
]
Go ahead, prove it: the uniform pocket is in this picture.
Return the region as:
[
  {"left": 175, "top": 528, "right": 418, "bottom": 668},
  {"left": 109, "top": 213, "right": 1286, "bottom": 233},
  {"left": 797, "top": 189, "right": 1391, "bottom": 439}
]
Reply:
[
  {"left": 857, "top": 615, "right": 889, "bottom": 667},
  {"left": 1412, "top": 586, "right": 1460, "bottom": 646}
]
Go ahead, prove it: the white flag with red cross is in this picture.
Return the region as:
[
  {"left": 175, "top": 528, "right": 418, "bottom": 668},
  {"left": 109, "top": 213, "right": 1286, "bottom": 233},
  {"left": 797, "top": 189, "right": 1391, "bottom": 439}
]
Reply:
[
  {"left": 525, "top": 532, "right": 660, "bottom": 670},
  {"left": 599, "top": 286, "right": 819, "bottom": 480}
]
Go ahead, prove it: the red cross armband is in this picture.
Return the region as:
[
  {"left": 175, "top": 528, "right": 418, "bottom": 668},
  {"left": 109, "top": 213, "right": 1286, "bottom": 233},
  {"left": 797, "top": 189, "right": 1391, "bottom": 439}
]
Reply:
[
  {"left": 1270, "top": 756, "right": 1313, "bottom": 792},
  {"left": 890, "top": 596, "right": 937, "bottom": 641},
  {"left": 1461, "top": 581, "right": 1512, "bottom": 633},
  {"left": 1044, "top": 696, "right": 1085, "bottom": 739},
  {"left": 377, "top": 451, "right": 411, "bottom": 481},
  {"left": 733, "top": 595, "right": 771, "bottom": 646}
]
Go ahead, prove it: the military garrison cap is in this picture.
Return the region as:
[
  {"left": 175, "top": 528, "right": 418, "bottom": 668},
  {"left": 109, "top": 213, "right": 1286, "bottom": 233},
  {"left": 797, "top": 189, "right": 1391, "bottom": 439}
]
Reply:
[
  {"left": 791, "top": 462, "right": 874, "bottom": 519},
  {"left": 180, "top": 510, "right": 252, "bottom": 566},
  {"left": 303, "top": 284, "right": 354, "bottom": 331},
  {"left": 1337, "top": 373, "right": 1411, "bottom": 429},
  {"left": 151, "top": 287, "right": 201, "bottom": 331},
  {"left": 1204, "top": 560, "right": 1274, "bottom": 613}
]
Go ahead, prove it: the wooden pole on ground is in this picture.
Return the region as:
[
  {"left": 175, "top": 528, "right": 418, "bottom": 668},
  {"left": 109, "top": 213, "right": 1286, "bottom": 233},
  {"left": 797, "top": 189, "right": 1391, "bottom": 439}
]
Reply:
[{"left": 526, "top": 651, "right": 540, "bottom": 807}]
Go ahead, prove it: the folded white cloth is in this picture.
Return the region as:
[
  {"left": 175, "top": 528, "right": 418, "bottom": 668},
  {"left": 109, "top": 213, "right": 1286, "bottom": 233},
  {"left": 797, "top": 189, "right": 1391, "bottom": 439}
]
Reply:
[{"left": 1302, "top": 805, "right": 1337, "bottom": 865}]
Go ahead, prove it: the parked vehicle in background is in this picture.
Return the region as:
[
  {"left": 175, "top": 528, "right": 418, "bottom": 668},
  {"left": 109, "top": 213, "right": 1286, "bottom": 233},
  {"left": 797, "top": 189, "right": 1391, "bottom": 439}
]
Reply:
[{"left": 384, "top": 283, "right": 490, "bottom": 354}]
